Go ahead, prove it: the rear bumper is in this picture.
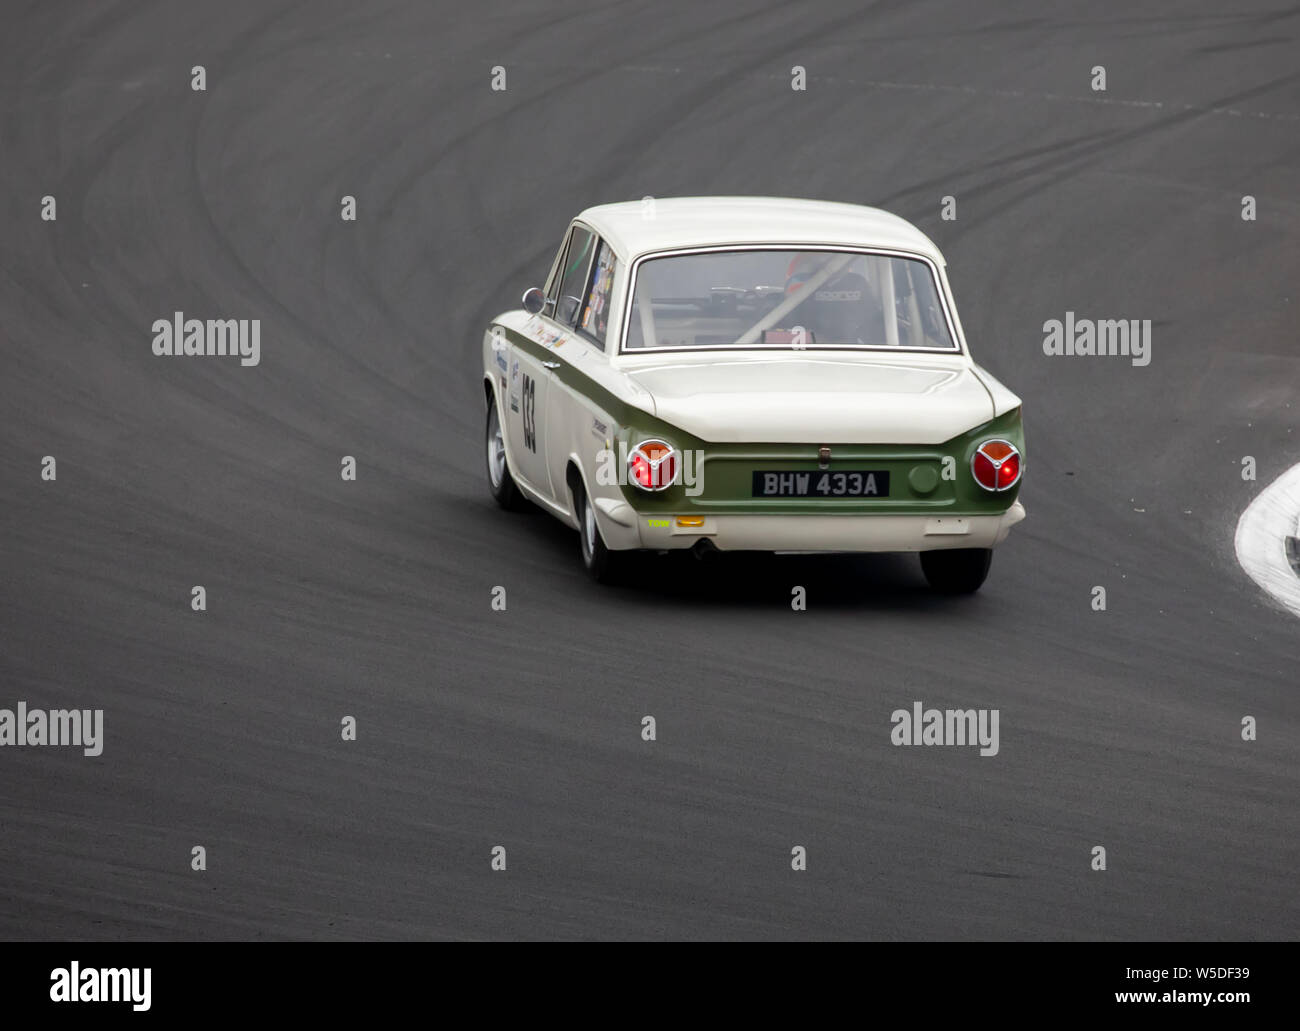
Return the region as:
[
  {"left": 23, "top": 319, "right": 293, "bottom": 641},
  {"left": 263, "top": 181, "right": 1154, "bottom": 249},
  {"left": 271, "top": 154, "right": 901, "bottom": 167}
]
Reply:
[{"left": 594, "top": 499, "right": 1026, "bottom": 552}]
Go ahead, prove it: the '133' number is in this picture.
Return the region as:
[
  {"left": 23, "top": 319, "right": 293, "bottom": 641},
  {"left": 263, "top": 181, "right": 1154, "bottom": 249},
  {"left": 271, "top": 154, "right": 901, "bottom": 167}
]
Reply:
[{"left": 522, "top": 374, "right": 537, "bottom": 452}]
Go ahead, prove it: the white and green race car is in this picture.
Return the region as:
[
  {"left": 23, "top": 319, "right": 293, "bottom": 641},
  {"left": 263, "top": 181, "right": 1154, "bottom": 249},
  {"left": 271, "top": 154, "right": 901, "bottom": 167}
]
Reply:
[{"left": 482, "top": 196, "right": 1025, "bottom": 592}]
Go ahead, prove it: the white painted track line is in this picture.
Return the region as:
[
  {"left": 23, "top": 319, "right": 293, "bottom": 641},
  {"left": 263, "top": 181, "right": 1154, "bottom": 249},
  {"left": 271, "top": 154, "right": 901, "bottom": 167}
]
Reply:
[{"left": 1235, "top": 463, "right": 1300, "bottom": 620}]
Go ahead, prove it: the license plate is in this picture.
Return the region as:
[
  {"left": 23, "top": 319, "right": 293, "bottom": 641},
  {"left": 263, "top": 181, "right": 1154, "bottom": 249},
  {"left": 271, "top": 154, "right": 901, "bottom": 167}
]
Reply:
[{"left": 752, "top": 470, "right": 890, "bottom": 498}]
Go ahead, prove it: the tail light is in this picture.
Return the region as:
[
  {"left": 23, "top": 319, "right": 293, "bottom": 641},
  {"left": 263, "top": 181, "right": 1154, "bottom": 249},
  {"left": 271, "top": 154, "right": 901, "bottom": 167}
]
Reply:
[
  {"left": 972, "top": 440, "right": 1021, "bottom": 492},
  {"left": 628, "top": 440, "right": 677, "bottom": 491}
]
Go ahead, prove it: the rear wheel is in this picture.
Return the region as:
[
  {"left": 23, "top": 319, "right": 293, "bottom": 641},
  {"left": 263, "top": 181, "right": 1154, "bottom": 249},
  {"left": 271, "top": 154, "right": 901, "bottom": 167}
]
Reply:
[
  {"left": 574, "top": 479, "right": 629, "bottom": 584},
  {"left": 485, "top": 393, "right": 526, "bottom": 510},
  {"left": 920, "top": 548, "right": 992, "bottom": 594}
]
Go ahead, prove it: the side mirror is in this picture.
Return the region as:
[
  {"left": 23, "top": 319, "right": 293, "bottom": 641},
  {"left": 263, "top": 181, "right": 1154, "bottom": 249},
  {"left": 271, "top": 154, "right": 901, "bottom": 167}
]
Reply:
[{"left": 522, "top": 287, "right": 546, "bottom": 314}]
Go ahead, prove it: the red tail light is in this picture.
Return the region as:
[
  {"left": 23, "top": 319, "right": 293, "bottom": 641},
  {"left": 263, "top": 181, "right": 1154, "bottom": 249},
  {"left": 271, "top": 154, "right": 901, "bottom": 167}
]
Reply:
[
  {"left": 628, "top": 440, "right": 677, "bottom": 491},
  {"left": 972, "top": 440, "right": 1021, "bottom": 492}
]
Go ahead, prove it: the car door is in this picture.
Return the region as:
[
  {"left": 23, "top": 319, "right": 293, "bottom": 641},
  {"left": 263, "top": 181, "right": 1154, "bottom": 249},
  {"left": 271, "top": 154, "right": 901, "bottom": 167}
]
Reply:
[
  {"left": 501, "top": 224, "right": 590, "bottom": 499},
  {"left": 505, "top": 335, "right": 551, "bottom": 500},
  {"left": 545, "top": 235, "right": 619, "bottom": 503},
  {"left": 507, "top": 223, "right": 598, "bottom": 503}
]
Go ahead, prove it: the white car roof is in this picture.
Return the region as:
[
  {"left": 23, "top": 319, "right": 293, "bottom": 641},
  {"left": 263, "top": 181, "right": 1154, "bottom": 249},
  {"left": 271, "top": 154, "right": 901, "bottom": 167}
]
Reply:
[{"left": 577, "top": 196, "right": 946, "bottom": 265}]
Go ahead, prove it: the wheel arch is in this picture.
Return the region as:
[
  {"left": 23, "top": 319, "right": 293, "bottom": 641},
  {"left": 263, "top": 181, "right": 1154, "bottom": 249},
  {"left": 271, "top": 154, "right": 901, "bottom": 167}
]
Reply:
[
  {"left": 564, "top": 457, "right": 586, "bottom": 528},
  {"left": 565, "top": 451, "right": 641, "bottom": 550}
]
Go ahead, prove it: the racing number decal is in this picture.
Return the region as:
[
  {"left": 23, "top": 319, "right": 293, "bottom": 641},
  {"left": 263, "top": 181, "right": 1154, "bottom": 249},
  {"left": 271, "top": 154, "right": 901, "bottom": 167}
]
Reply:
[{"left": 521, "top": 374, "right": 538, "bottom": 452}]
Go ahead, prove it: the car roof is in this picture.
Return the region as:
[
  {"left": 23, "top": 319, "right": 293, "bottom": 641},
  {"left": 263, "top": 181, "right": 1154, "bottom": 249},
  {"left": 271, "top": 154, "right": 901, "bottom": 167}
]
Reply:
[{"left": 576, "top": 196, "right": 946, "bottom": 264}]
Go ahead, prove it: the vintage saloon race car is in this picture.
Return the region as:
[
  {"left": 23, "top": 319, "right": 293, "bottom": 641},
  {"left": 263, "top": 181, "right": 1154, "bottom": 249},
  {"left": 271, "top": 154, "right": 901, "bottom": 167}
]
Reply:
[{"left": 481, "top": 197, "right": 1025, "bottom": 591}]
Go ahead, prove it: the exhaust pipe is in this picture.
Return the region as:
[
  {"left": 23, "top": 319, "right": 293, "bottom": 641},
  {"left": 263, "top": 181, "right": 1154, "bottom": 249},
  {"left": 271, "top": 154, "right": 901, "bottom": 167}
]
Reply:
[{"left": 690, "top": 538, "right": 719, "bottom": 561}]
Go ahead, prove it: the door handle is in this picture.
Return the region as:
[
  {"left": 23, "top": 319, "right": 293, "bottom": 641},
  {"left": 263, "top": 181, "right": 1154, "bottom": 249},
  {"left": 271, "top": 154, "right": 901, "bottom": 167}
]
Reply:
[{"left": 541, "top": 361, "right": 561, "bottom": 369}]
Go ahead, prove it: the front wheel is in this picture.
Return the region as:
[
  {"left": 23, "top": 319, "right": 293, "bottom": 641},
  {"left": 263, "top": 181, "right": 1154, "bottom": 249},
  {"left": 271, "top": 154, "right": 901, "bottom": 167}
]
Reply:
[
  {"left": 574, "top": 480, "right": 629, "bottom": 584},
  {"left": 485, "top": 393, "right": 527, "bottom": 510},
  {"left": 920, "top": 548, "right": 992, "bottom": 594}
]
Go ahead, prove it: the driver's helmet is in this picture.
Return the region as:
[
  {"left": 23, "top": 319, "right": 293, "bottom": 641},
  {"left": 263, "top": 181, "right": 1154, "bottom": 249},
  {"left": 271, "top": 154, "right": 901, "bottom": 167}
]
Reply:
[{"left": 784, "top": 254, "right": 820, "bottom": 298}]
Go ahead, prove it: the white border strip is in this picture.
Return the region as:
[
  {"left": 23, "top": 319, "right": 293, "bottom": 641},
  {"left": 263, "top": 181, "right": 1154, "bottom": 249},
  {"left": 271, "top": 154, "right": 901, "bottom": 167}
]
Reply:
[{"left": 1234, "top": 462, "right": 1300, "bottom": 619}]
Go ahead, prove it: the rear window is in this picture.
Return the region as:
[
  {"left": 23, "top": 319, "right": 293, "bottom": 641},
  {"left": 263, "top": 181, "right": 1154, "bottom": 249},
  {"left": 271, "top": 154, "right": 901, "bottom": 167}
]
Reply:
[{"left": 623, "top": 249, "right": 956, "bottom": 352}]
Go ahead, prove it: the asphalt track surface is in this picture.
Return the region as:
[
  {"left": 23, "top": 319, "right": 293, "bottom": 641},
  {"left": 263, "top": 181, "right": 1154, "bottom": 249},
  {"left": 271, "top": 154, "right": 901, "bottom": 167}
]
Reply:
[{"left": 2, "top": 1, "right": 1298, "bottom": 941}]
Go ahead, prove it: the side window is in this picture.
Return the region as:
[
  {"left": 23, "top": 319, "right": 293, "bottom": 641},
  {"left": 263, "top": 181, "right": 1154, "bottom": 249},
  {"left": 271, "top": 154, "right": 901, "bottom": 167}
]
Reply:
[
  {"left": 542, "top": 233, "right": 569, "bottom": 316},
  {"left": 555, "top": 226, "right": 595, "bottom": 326},
  {"left": 577, "top": 240, "right": 617, "bottom": 346}
]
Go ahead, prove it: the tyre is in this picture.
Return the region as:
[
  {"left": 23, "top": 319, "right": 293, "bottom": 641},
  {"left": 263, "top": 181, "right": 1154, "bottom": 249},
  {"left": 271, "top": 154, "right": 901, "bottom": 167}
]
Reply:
[
  {"left": 920, "top": 548, "right": 992, "bottom": 594},
  {"left": 485, "top": 393, "right": 527, "bottom": 510},
  {"left": 574, "top": 479, "right": 629, "bottom": 584}
]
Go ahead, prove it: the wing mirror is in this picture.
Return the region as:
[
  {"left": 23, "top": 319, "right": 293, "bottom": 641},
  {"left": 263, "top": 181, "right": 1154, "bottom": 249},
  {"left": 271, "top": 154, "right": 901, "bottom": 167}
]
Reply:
[{"left": 522, "top": 287, "right": 547, "bottom": 314}]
